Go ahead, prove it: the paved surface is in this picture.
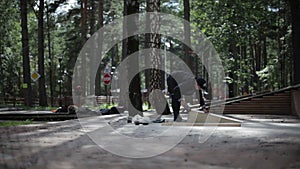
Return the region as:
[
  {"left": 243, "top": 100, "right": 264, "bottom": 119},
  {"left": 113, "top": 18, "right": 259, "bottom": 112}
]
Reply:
[{"left": 0, "top": 113, "right": 299, "bottom": 169}]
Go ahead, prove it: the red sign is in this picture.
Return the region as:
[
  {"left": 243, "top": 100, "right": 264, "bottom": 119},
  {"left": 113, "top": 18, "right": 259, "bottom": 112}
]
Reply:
[{"left": 103, "top": 73, "right": 111, "bottom": 85}]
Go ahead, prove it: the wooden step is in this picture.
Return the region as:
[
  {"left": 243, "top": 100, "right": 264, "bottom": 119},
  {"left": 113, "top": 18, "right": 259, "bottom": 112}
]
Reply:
[
  {"left": 231, "top": 99, "right": 291, "bottom": 105},
  {"left": 226, "top": 105, "right": 290, "bottom": 109},
  {"left": 226, "top": 107, "right": 290, "bottom": 111},
  {"left": 224, "top": 106, "right": 290, "bottom": 111},
  {"left": 273, "top": 92, "right": 289, "bottom": 96},
  {"left": 230, "top": 101, "right": 290, "bottom": 106},
  {"left": 257, "top": 96, "right": 290, "bottom": 99},
  {"left": 262, "top": 96, "right": 290, "bottom": 100},
  {"left": 223, "top": 109, "right": 290, "bottom": 114},
  {"left": 230, "top": 102, "right": 290, "bottom": 107},
  {"left": 250, "top": 98, "right": 290, "bottom": 102},
  {"left": 223, "top": 111, "right": 290, "bottom": 115}
]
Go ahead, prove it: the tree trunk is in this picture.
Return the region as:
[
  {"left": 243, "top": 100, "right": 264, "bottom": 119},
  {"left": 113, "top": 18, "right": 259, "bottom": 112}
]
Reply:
[
  {"left": 290, "top": 0, "right": 300, "bottom": 85},
  {"left": 262, "top": 35, "right": 267, "bottom": 67},
  {"left": 20, "top": 0, "right": 32, "bottom": 106},
  {"left": 38, "top": 0, "right": 47, "bottom": 106},
  {"left": 89, "top": 0, "right": 96, "bottom": 35},
  {"left": 146, "top": 1, "right": 161, "bottom": 89},
  {"left": 46, "top": 3, "right": 54, "bottom": 106},
  {"left": 95, "top": 0, "right": 103, "bottom": 96},
  {"left": 144, "top": 0, "right": 152, "bottom": 95},
  {"left": 80, "top": 0, "right": 88, "bottom": 97},
  {"left": 282, "top": 40, "right": 287, "bottom": 87},
  {"left": 277, "top": 33, "right": 284, "bottom": 89},
  {"left": 145, "top": 0, "right": 169, "bottom": 114},
  {"left": 228, "top": 43, "right": 235, "bottom": 98},
  {"left": 183, "top": 0, "right": 192, "bottom": 72},
  {"left": 249, "top": 35, "right": 255, "bottom": 93},
  {"left": 127, "top": 1, "right": 143, "bottom": 113},
  {"left": 126, "top": 0, "right": 143, "bottom": 116},
  {"left": 119, "top": 0, "right": 128, "bottom": 108},
  {"left": 89, "top": 0, "right": 96, "bottom": 95},
  {"left": 230, "top": 42, "right": 238, "bottom": 96},
  {"left": 81, "top": 0, "right": 87, "bottom": 47},
  {"left": 242, "top": 44, "right": 249, "bottom": 94},
  {"left": 262, "top": 35, "right": 269, "bottom": 90},
  {"left": 255, "top": 40, "right": 261, "bottom": 91},
  {"left": 145, "top": 0, "right": 161, "bottom": 92}
]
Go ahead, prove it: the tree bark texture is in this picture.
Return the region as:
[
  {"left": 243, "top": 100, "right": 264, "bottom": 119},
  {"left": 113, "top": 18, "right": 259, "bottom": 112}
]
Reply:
[
  {"left": 20, "top": 0, "right": 32, "bottom": 106},
  {"left": 95, "top": 0, "right": 103, "bottom": 96},
  {"left": 124, "top": 0, "right": 143, "bottom": 116}
]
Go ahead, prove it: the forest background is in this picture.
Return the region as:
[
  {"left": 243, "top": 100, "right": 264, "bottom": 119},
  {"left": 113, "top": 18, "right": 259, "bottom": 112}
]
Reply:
[{"left": 0, "top": 0, "right": 299, "bottom": 107}]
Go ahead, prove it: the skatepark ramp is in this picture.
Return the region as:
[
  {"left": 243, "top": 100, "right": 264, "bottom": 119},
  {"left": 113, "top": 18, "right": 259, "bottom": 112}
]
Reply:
[{"left": 212, "top": 84, "right": 300, "bottom": 115}]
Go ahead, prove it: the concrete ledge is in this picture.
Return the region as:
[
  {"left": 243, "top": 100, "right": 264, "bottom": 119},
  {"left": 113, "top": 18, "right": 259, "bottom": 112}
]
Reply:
[{"left": 187, "top": 111, "right": 243, "bottom": 124}]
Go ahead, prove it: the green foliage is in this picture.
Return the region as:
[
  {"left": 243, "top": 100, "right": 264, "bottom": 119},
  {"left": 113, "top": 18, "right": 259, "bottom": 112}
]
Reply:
[
  {"left": 21, "top": 106, "right": 58, "bottom": 111},
  {"left": 0, "top": 119, "right": 33, "bottom": 127},
  {"left": 2, "top": 55, "right": 21, "bottom": 97},
  {"left": 0, "top": 0, "right": 296, "bottom": 103},
  {"left": 0, "top": 1, "right": 22, "bottom": 98},
  {"left": 99, "top": 103, "right": 118, "bottom": 109},
  {"left": 191, "top": 0, "right": 293, "bottom": 95}
]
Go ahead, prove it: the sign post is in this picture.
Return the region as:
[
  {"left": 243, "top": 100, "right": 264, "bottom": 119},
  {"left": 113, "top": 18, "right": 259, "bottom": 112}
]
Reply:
[
  {"left": 104, "top": 62, "right": 111, "bottom": 104},
  {"left": 103, "top": 73, "right": 111, "bottom": 85}
]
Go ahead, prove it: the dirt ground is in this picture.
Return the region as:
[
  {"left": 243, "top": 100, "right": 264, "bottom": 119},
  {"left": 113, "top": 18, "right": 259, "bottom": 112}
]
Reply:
[{"left": 0, "top": 113, "right": 299, "bottom": 169}]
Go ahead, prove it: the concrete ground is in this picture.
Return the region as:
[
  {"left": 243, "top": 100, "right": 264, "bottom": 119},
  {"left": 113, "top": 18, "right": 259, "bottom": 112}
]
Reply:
[{"left": 0, "top": 112, "right": 299, "bottom": 169}]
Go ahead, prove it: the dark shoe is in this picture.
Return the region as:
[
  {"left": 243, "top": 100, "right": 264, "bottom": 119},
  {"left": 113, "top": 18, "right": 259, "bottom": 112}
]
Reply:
[
  {"left": 127, "top": 117, "right": 132, "bottom": 123},
  {"left": 174, "top": 115, "right": 183, "bottom": 122},
  {"left": 152, "top": 119, "right": 165, "bottom": 123},
  {"left": 134, "top": 121, "right": 149, "bottom": 125},
  {"left": 200, "top": 106, "right": 209, "bottom": 113}
]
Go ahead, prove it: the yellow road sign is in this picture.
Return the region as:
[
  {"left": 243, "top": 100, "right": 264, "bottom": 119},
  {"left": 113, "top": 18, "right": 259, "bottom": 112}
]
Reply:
[{"left": 31, "top": 72, "right": 40, "bottom": 81}]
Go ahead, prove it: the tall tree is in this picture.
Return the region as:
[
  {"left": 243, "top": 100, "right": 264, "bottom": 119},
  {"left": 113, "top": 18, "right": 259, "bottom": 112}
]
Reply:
[
  {"left": 149, "top": 0, "right": 161, "bottom": 91},
  {"left": 183, "top": 0, "right": 192, "bottom": 72},
  {"left": 46, "top": 3, "right": 54, "bottom": 106},
  {"left": 95, "top": 0, "right": 103, "bottom": 96},
  {"left": 144, "top": 0, "right": 152, "bottom": 93},
  {"left": 89, "top": 0, "right": 96, "bottom": 95},
  {"left": 38, "top": 0, "right": 47, "bottom": 106},
  {"left": 124, "top": 0, "right": 143, "bottom": 117},
  {"left": 145, "top": 0, "right": 167, "bottom": 114},
  {"left": 119, "top": 0, "right": 128, "bottom": 108},
  {"left": 20, "top": 0, "right": 32, "bottom": 106},
  {"left": 290, "top": 0, "right": 300, "bottom": 85},
  {"left": 80, "top": 0, "right": 88, "bottom": 97},
  {"left": 145, "top": 1, "right": 161, "bottom": 87},
  {"left": 81, "top": 0, "right": 87, "bottom": 48}
]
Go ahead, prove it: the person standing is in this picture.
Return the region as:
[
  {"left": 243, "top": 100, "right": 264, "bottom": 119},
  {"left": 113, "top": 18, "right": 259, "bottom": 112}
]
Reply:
[{"left": 195, "top": 77, "right": 208, "bottom": 113}]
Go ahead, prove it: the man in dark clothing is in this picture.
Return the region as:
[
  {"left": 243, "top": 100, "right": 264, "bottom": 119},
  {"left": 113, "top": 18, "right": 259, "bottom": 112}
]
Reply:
[
  {"left": 195, "top": 77, "right": 208, "bottom": 112},
  {"left": 167, "top": 71, "right": 208, "bottom": 121}
]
